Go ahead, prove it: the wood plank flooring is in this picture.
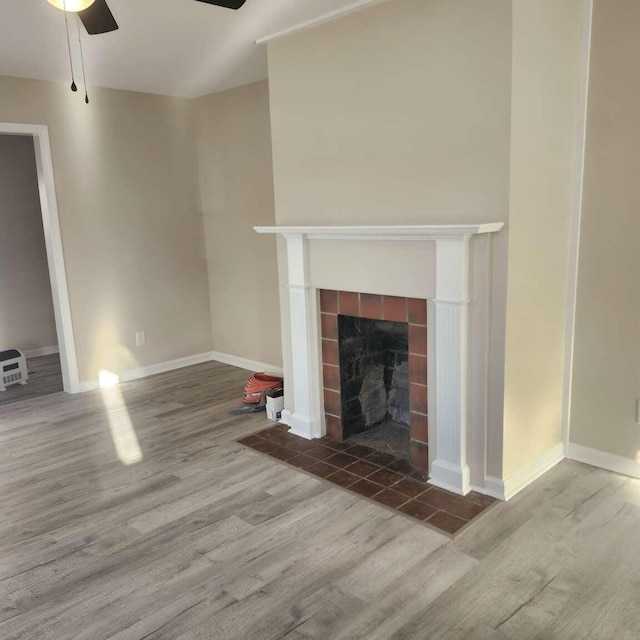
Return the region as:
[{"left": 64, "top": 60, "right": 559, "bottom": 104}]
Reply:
[
  {"left": 0, "top": 354, "right": 62, "bottom": 406},
  {"left": 0, "top": 359, "right": 639, "bottom": 639}
]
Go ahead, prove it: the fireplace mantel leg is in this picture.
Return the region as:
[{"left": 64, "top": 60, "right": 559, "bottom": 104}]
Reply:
[
  {"left": 280, "top": 233, "right": 322, "bottom": 440},
  {"left": 430, "top": 237, "right": 472, "bottom": 495}
]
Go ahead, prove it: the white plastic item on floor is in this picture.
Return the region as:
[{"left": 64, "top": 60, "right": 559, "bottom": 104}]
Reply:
[
  {"left": 266, "top": 395, "right": 284, "bottom": 421},
  {"left": 0, "top": 349, "right": 28, "bottom": 392}
]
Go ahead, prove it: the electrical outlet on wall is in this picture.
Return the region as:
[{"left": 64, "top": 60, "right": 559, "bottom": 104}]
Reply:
[
  {"left": 636, "top": 399, "right": 640, "bottom": 425},
  {"left": 135, "top": 331, "right": 146, "bottom": 347}
]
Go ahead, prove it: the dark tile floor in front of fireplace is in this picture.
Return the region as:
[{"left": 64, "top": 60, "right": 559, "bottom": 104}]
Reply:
[{"left": 238, "top": 424, "right": 496, "bottom": 536}]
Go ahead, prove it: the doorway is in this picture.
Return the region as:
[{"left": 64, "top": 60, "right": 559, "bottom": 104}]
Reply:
[{"left": 0, "top": 123, "right": 79, "bottom": 397}]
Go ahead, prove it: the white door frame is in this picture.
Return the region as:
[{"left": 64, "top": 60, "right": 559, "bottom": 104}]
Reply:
[{"left": 1, "top": 122, "right": 80, "bottom": 394}]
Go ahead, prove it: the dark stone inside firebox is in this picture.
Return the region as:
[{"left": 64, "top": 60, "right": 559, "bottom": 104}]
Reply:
[{"left": 338, "top": 315, "right": 410, "bottom": 456}]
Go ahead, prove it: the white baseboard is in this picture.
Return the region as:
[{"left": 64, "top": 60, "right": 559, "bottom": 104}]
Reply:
[
  {"left": 485, "top": 442, "right": 565, "bottom": 501},
  {"left": 483, "top": 477, "right": 507, "bottom": 501},
  {"left": 566, "top": 442, "right": 640, "bottom": 479},
  {"left": 429, "top": 459, "right": 471, "bottom": 496},
  {"left": 280, "top": 409, "right": 292, "bottom": 427},
  {"left": 23, "top": 346, "right": 59, "bottom": 358},
  {"left": 210, "top": 351, "right": 283, "bottom": 376},
  {"left": 78, "top": 379, "right": 101, "bottom": 392},
  {"left": 78, "top": 351, "right": 218, "bottom": 392},
  {"left": 470, "top": 484, "right": 491, "bottom": 496},
  {"left": 78, "top": 350, "right": 283, "bottom": 393}
]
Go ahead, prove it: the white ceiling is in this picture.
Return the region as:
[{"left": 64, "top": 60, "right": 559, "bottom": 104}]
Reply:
[{"left": 0, "top": 0, "right": 360, "bottom": 98}]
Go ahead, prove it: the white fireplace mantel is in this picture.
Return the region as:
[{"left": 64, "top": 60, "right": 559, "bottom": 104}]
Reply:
[
  {"left": 255, "top": 223, "right": 504, "bottom": 496},
  {"left": 255, "top": 224, "right": 503, "bottom": 241}
]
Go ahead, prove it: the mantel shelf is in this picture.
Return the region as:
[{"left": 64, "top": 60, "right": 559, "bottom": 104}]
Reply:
[{"left": 254, "top": 223, "right": 504, "bottom": 241}]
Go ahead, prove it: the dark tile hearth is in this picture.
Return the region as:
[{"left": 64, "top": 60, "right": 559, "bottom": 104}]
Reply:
[
  {"left": 239, "top": 424, "right": 496, "bottom": 537},
  {"left": 344, "top": 459, "right": 381, "bottom": 477},
  {"left": 348, "top": 420, "right": 411, "bottom": 459}
]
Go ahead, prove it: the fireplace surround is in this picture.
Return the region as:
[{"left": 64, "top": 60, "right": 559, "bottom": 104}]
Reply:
[
  {"left": 319, "top": 289, "right": 429, "bottom": 470},
  {"left": 254, "top": 224, "right": 504, "bottom": 496}
]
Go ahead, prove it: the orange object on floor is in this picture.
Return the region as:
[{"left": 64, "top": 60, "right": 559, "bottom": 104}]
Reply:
[{"left": 243, "top": 373, "right": 284, "bottom": 404}]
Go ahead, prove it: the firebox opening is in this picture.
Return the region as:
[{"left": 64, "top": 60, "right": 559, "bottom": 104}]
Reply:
[{"left": 338, "top": 315, "right": 410, "bottom": 458}]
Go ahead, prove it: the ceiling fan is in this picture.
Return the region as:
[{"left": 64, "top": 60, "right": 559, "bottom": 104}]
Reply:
[{"left": 46, "top": 0, "right": 248, "bottom": 35}]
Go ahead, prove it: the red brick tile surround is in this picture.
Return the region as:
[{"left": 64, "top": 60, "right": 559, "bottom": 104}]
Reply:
[{"left": 319, "top": 289, "right": 429, "bottom": 471}]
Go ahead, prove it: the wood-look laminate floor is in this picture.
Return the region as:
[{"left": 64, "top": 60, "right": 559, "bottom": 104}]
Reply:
[
  {"left": 0, "top": 360, "right": 639, "bottom": 639},
  {"left": 0, "top": 354, "right": 63, "bottom": 406}
]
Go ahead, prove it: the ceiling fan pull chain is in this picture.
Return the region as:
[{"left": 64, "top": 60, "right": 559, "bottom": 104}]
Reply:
[
  {"left": 76, "top": 14, "right": 90, "bottom": 104},
  {"left": 62, "top": 0, "right": 77, "bottom": 92}
]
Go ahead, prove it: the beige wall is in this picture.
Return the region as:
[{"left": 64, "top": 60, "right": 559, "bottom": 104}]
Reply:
[
  {"left": 0, "top": 134, "right": 57, "bottom": 352},
  {"left": 268, "top": 0, "right": 513, "bottom": 477},
  {"left": 570, "top": 0, "right": 640, "bottom": 461},
  {"left": 193, "top": 81, "right": 282, "bottom": 369},
  {"left": 268, "top": 0, "right": 512, "bottom": 225},
  {"left": 0, "top": 75, "right": 212, "bottom": 382},
  {"left": 502, "top": 1, "right": 584, "bottom": 477}
]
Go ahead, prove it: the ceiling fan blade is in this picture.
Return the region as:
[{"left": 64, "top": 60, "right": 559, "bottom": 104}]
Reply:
[
  {"left": 194, "top": 0, "right": 247, "bottom": 9},
  {"left": 78, "top": 0, "right": 119, "bottom": 35}
]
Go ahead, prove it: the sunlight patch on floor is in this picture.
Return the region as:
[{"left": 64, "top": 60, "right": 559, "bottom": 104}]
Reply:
[{"left": 99, "top": 369, "right": 143, "bottom": 465}]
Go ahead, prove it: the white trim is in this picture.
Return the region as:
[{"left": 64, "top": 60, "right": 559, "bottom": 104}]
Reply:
[
  {"left": 209, "top": 351, "right": 284, "bottom": 377},
  {"left": 483, "top": 476, "right": 507, "bottom": 502},
  {"left": 279, "top": 235, "right": 323, "bottom": 441},
  {"left": 562, "top": 0, "right": 594, "bottom": 451},
  {"left": 278, "top": 411, "right": 323, "bottom": 441},
  {"left": 0, "top": 122, "right": 81, "bottom": 394},
  {"left": 286, "top": 425, "right": 315, "bottom": 441},
  {"left": 429, "top": 462, "right": 470, "bottom": 496},
  {"left": 24, "top": 346, "right": 59, "bottom": 359},
  {"left": 255, "top": 224, "right": 504, "bottom": 241},
  {"left": 78, "top": 381, "right": 100, "bottom": 393},
  {"left": 78, "top": 350, "right": 283, "bottom": 392},
  {"left": 78, "top": 352, "right": 217, "bottom": 392},
  {"left": 430, "top": 238, "right": 471, "bottom": 495},
  {"left": 256, "top": 0, "right": 390, "bottom": 45},
  {"left": 567, "top": 443, "right": 640, "bottom": 480},
  {"left": 485, "top": 443, "right": 565, "bottom": 501},
  {"left": 77, "top": 380, "right": 98, "bottom": 393},
  {"left": 280, "top": 409, "right": 293, "bottom": 428}
]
